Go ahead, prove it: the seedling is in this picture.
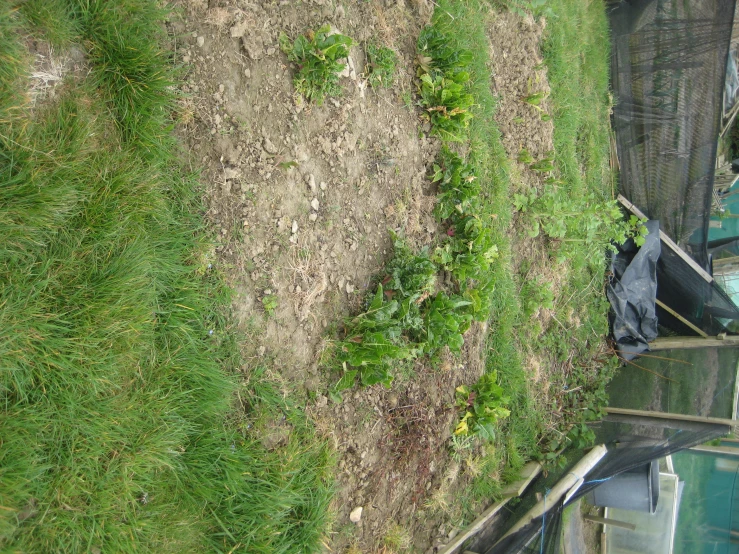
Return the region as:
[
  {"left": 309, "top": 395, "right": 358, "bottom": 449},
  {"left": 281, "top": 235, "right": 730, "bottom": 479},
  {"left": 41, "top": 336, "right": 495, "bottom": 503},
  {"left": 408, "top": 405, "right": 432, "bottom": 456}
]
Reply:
[
  {"left": 518, "top": 148, "right": 534, "bottom": 164},
  {"left": 262, "top": 294, "right": 279, "bottom": 316},
  {"left": 529, "top": 157, "right": 555, "bottom": 173},
  {"left": 523, "top": 91, "right": 548, "bottom": 106}
]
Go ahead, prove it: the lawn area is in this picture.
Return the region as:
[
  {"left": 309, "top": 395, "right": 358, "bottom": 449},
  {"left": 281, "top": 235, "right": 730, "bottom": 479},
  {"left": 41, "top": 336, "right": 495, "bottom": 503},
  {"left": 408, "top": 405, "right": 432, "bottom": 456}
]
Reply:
[
  {"left": 0, "top": 0, "right": 619, "bottom": 550},
  {"left": 434, "top": 0, "right": 618, "bottom": 500},
  {"left": 0, "top": 2, "right": 331, "bottom": 552}
]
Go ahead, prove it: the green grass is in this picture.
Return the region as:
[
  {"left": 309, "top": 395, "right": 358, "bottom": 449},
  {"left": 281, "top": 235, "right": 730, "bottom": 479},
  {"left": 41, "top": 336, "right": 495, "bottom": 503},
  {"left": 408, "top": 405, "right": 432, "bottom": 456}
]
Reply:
[
  {"left": 540, "top": 0, "right": 613, "bottom": 201},
  {"left": 0, "top": 2, "right": 332, "bottom": 552},
  {"left": 424, "top": 0, "right": 616, "bottom": 518}
]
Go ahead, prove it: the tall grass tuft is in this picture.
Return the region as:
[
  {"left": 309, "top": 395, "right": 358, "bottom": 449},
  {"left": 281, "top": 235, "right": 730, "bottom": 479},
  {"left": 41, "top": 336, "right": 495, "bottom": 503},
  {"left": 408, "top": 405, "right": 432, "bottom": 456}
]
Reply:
[{"left": 0, "top": 2, "right": 333, "bottom": 553}]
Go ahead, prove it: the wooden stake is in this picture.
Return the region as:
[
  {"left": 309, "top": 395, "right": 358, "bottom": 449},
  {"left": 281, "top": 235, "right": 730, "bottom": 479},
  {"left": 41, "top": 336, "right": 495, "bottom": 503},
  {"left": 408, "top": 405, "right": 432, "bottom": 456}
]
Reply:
[
  {"left": 655, "top": 299, "right": 709, "bottom": 337},
  {"left": 494, "top": 446, "right": 608, "bottom": 545},
  {"left": 650, "top": 335, "right": 739, "bottom": 350},
  {"left": 617, "top": 195, "right": 713, "bottom": 283},
  {"left": 689, "top": 444, "right": 739, "bottom": 457},
  {"left": 583, "top": 515, "right": 636, "bottom": 531},
  {"left": 604, "top": 407, "right": 736, "bottom": 428},
  {"left": 437, "top": 462, "right": 542, "bottom": 554}
]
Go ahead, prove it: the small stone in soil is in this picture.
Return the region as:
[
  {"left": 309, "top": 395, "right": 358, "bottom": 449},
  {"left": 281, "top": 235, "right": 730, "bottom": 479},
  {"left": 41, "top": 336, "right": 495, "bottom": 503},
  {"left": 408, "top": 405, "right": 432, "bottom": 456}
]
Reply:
[
  {"left": 263, "top": 138, "right": 278, "bottom": 154},
  {"left": 291, "top": 220, "right": 298, "bottom": 234},
  {"left": 196, "top": 36, "right": 205, "bottom": 47},
  {"left": 306, "top": 173, "right": 316, "bottom": 192},
  {"left": 309, "top": 213, "right": 318, "bottom": 222},
  {"left": 311, "top": 198, "right": 320, "bottom": 211},
  {"left": 349, "top": 506, "right": 363, "bottom": 523}
]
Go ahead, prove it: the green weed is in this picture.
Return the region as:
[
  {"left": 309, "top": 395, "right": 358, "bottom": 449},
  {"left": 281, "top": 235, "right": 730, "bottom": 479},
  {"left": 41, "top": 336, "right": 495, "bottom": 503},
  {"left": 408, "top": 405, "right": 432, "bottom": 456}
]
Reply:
[
  {"left": 280, "top": 25, "right": 353, "bottom": 105},
  {"left": 513, "top": 186, "right": 648, "bottom": 256},
  {"left": 365, "top": 42, "right": 397, "bottom": 88},
  {"left": 262, "top": 294, "right": 279, "bottom": 316}
]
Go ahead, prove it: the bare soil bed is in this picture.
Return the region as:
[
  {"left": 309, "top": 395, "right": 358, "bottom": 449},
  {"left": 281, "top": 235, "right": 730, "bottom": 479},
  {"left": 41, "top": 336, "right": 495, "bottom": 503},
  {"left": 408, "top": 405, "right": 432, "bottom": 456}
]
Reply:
[{"left": 170, "top": 1, "right": 551, "bottom": 551}]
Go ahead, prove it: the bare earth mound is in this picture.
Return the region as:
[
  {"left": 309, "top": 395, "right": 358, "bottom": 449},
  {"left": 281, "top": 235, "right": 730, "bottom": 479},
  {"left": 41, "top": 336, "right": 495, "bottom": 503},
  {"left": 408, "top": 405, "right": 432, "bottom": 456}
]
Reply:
[{"left": 171, "top": 1, "right": 549, "bottom": 551}]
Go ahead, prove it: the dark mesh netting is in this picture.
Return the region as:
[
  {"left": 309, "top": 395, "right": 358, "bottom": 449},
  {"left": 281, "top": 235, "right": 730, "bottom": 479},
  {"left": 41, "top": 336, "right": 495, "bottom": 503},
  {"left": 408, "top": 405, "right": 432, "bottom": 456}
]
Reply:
[
  {"left": 479, "top": 417, "right": 730, "bottom": 554},
  {"left": 610, "top": 0, "right": 735, "bottom": 256},
  {"left": 609, "top": 0, "right": 739, "bottom": 332},
  {"left": 657, "top": 246, "right": 739, "bottom": 334},
  {"left": 608, "top": 346, "right": 739, "bottom": 419}
]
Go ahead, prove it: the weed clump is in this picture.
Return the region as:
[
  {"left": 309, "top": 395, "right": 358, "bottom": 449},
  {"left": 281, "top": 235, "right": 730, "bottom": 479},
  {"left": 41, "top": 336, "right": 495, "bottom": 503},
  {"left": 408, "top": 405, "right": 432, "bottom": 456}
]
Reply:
[
  {"left": 365, "top": 42, "right": 397, "bottom": 88},
  {"left": 280, "top": 24, "right": 353, "bottom": 105}
]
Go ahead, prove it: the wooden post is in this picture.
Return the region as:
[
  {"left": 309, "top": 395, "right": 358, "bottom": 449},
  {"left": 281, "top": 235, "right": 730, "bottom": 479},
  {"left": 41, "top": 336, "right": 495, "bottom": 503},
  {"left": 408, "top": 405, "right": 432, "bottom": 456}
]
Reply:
[
  {"left": 437, "top": 462, "right": 542, "bottom": 554},
  {"left": 714, "top": 255, "right": 739, "bottom": 267},
  {"left": 689, "top": 445, "right": 739, "bottom": 457},
  {"left": 603, "top": 407, "right": 736, "bottom": 428},
  {"left": 649, "top": 335, "right": 739, "bottom": 350},
  {"left": 494, "top": 446, "right": 608, "bottom": 545},
  {"left": 583, "top": 515, "right": 636, "bottom": 531},
  {"left": 654, "top": 299, "right": 709, "bottom": 338},
  {"left": 617, "top": 195, "right": 713, "bottom": 283}
]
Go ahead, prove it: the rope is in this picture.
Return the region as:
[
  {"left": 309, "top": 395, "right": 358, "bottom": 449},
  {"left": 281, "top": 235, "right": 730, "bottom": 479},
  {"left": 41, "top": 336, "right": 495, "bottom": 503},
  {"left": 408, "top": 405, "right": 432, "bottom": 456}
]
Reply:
[{"left": 540, "top": 488, "right": 551, "bottom": 554}]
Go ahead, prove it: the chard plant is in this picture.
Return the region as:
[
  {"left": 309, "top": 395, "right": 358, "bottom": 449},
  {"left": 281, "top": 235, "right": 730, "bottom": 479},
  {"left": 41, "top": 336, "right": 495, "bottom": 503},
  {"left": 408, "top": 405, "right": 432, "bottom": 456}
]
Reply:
[{"left": 279, "top": 25, "right": 353, "bottom": 105}]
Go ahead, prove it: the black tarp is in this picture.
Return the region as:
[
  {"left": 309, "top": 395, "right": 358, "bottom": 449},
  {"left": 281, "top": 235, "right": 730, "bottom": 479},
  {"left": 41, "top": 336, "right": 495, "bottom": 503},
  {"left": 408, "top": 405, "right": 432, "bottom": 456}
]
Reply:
[{"left": 608, "top": 219, "right": 660, "bottom": 358}]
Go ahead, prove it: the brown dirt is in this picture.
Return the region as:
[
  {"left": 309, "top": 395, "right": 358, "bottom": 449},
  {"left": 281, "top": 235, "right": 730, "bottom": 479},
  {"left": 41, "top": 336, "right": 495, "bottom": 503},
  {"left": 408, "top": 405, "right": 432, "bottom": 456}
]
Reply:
[{"left": 169, "top": 1, "right": 551, "bottom": 552}]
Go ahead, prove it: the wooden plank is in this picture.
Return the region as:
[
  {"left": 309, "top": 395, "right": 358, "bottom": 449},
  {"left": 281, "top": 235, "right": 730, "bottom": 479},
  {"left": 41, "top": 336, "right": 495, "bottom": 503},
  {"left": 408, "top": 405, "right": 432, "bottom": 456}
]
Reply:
[
  {"left": 604, "top": 407, "right": 736, "bottom": 428},
  {"left": 438, "top": 463, "right": 541, "bottom": 554},
  {"left": 713, "top": 256, "right": 739, "bottom": 267},
  {"left": 437, "top": 500, "right": 509, "bottom": 554},
  {"left": 617, "top": 194, "right": 713, "bottom": 283},
  {"left": 500, "top": 462, "right": 542, "bottom": 499},
  {"left": 690, "top": 445, "right": 739, "bottom": 457},
  {"left": 583, "top": 515, "right": 636, "bottom": 531},
  {"left": 650, "top": 335, "right": 739, "bottom": 350},
  {"left": 654, "top": 299, "right": 709, "bottom": 338},
  {"left": 496, "top": 446, "right": 608, "bottom": 544}
]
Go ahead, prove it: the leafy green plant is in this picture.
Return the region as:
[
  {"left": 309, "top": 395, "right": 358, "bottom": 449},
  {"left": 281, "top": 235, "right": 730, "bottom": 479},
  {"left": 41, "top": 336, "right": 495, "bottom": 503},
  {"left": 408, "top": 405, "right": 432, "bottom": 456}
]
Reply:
[
  {"left": 365, "top": 42, "right": 397, "bottom": 88},
  {"left": 416, "top": 23, "right": 475, "bottom": 141},
  {"left": 279, "top": 25, "right": 353, "bottom": 105},
  {"left": 513, "top": 185, "right": 649, "bottom": 253},
  {"left": 517, "top": 148, "right": 534, "bottom": 164},
  {"left": 455, "top": 371, "right": 511, "bottom": 440},
  {"left": 333, "top": 238, "right": 435, "bottom": 394},
  {"left": 262, "top": 294, "right": 278, "bottom": 316},
  {"left": 332, "top": 227, "right": 493, "bottom": 397},
  {"left": 417, "top": 24, "right": 473, "bottom": 79},
  {"left": 418, "top": 73, "right": 474, "bottom": 141},
  {"left": 431, "top": 150, "right": 499, "bottom": 288},
  {"left": 424, "top": 292, "right": 472, "bottom": 353}
]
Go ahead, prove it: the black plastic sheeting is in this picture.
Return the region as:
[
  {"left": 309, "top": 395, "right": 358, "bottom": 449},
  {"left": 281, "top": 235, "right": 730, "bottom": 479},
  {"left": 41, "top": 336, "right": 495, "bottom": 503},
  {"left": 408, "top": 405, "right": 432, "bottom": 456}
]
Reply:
[{"left": 608, "top": 220, "right": 660, "bottom": 359}]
